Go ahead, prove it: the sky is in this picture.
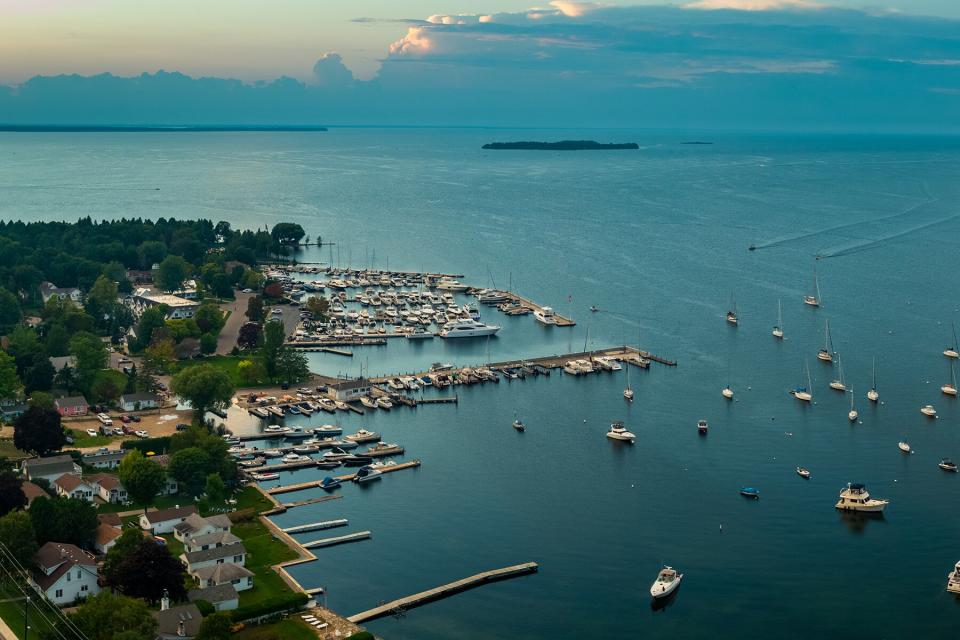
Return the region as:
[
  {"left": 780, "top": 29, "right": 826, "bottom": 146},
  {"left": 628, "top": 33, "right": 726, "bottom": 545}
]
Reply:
[{"left": 1, "top": 0, "right": 959, "bottom": 130}]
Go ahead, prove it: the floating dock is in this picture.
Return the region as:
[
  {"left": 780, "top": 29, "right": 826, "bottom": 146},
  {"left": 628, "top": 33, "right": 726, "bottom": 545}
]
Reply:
[
  {"left": 282, "top": 519, "right": 349, "bottom": 534},
  {"left": 261, "top": 494, "right": 342, "bottom": 516},
  {"left": 266, "top": 459, "right": 421, "bottom": 495},
  {"left": 303, "top": 531, "right": 371, "bottom": 549},
  {"left": 347, "top": 562, "right": 539, "bottom": 623}
]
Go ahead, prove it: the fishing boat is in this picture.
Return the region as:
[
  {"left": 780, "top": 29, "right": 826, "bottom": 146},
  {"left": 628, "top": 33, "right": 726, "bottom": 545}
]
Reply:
[
  {"left": 835, "top": 483, "right": 888, "bottom": 512},
  {"left": 353, "top": 465, "right": 383, "bottom": 483},
  {"left": 319, "top": 476, "right": 341, "bottom": 490},
  {"left": 817, "top": 319, "right": 834, "bottom": 362},
  {"left": 898, "top": 440, "right": 911, "bottom": 454},
  {"left": 796, "top": 467, "right": 811, "bottom": 479},
  {"left": 649, "top": 566, "right": 683, "bottom": 599},
  {"left": 722, "top": 385, "right": 734, "bottom": 400},
  {"left": 740, "top": 487, "right": 760, "bottom": 499},
  {"left": 606, "top": 421, "right": 636, "bottom": 443},
  {"left": 941, "top": 361, "right": 957, "bottom": 396},
  {"left": 848, "top": 388, "right": 858, "bottom": 422},
  {"left": 947, "top": 561, "right": 960, "bottom": 594},
  {"left": 945, "top": 323, "right": 959, "bottom": 359},
  {"left": 772, "top": 299, "right": 784, "bottom": 339},
  {"left": 939, "top": 458, "right": 958, "bottom": 472},
  {"left": 726, "top": 294, "right": 738, "bottom": 326},
  {"left": 867, "top": 356, "right": 879, "bottom": 402},
  {"left": 513, "top": 418, "right": 525, "bottom": 432},
  {"left": 804, "top": 266, "right": 821, "bottom": 307},
  {"left": 365, "top": 442, "right": 404, "bottom": 457},
  {"left": 829, "top": 357, "right": 846, "bottom": 391},
  {"left": 792, "top": 361, "right": 813, "bottom": 402},
  {"left": 921, "top": 404, "right": 938, "bottom": 417},
  {"left": 345, "top": 429, "right": 381, "bottom": 443},
  {"left": 697, "top": 419, "right": 708, "bottom": 435}
]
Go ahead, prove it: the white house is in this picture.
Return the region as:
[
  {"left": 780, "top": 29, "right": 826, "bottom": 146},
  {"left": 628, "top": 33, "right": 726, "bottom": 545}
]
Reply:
[
  {"left": 119, "top": 392, "right": 160, "bottom": 412},
  {"left": 140, "top": 505, "right": 198, "bottom": 534},
  {"left": 22, "top": 455, "right": 81, "bottom": 484},
  {"left": 32, "top": 543, "right": 100, "bottom": 606},
  {"left": 88, "top": 474, "right": 128, "bottom": 503},
  {"left": 81, "top": 449, "right": 129, "bottom": 470},
  {"left": 191, "top": 563, "right": 253, "bottom": 592},
  {"left": 327, "top": 378, "right": 372, "bottom": 402},
  {"left": 173, "top": 513, "right": 232, "bottom": 544},
  {"left": 52, "top": 474, "right": 96, "bottom": 501},
  {"left": 187, "top": 584, "right": 239, "bottom": 612},
  {"left": 183, "top": 531, "right": 241, "bottom": 554},
  {"left": 131, "top": 288, "right": 198, "bottom": 320},
  {"left": 39, "top": 282, "right": 83, "bottom": 305},
  {"left": 180, "top": 542, "right": 246, "bottom": 572}
]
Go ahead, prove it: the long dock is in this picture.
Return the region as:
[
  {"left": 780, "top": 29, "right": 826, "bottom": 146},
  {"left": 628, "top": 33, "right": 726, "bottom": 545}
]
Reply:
[
  {"left": 282, "top": 519, "right": 349, "bottom": 534},
  {"left": 502, "top": 292, "right": 576, "bottom": 326},
  {"left": 261, "top": 494, "right": 342, "bottom": 516},
  {"left": 266, "top": 459, "right": 422, "bottom": 495},
  {"left": 303, "top": 531, "right": 371, "bottom": 549},
  {"left": 347, "top": 562, "right": 539, "bottom": 623}
]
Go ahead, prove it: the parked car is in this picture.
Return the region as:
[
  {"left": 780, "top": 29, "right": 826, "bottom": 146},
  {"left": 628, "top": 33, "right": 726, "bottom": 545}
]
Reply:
[
  {"left": 242, "top": 288, "right": 253, "bottom": 293},
  {"left": 85, "top": 428, "right": 98, "bottom": 437},
  {"left": 120, "top": 415, "right": 131, "bottom": 423},
  {"left": 135, "top": 430, "right": 149, "bottom": 438},
  {"left": 112, "top": 427, "right": 124, "bottom": 436},
  {"left": 64, "top": 435, "right": 74, "bottom": 444},
  {"left": 131, "top": 415, "right": 141, "bottom": 423},
  {"left": 175, "top": 423, "right": 190, "bottom": 431}
]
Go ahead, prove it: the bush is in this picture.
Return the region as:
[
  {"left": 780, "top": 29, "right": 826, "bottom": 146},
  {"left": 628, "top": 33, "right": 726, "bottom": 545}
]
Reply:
[
  {"left": 122, "top": 436, "right": 172, "bottom": 454},
  {"left": 193, "top": 599, "right": 215, "bottom": 616},
  {"left": 230, "top": 593, "right": 308, "bottom": 623}
]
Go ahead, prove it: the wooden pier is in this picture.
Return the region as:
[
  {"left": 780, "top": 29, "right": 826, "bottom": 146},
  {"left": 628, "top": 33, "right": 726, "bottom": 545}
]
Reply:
[
  {"left": 282, "top": 519, "right": 349, "bottom": 534},
  {"left": 266, "top": 459, "right": 422, "bottom": 495},
  {"left": 347, "top": 562, "right": 539, "bottom": 623},
  {"left": 502, "top": 292, "right": 576, "bottom": 326},
  {"left": 261, "top": 494, "right": 342, "bottom": 516},
  {"left": 303, "top": 531, "right": 371, "bottom": 549}
]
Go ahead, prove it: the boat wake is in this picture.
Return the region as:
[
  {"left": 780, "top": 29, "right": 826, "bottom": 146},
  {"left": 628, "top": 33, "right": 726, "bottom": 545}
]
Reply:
[{"left": 818, "top": 208, "right": 960, "bottom": 259}]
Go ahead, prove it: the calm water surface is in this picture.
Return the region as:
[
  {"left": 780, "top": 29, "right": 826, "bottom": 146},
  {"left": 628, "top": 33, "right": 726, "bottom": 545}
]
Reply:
[{"left": 3, "top": 130, "right": 960, "bottom": 638}]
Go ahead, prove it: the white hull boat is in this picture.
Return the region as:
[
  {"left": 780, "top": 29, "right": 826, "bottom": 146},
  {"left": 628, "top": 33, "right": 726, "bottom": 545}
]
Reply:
[
  {"left": 835, "top": 483, "right": 888, "bottom": 512},
  {"left": 650, "top": 566, "right": 683, "bottom": 599}
]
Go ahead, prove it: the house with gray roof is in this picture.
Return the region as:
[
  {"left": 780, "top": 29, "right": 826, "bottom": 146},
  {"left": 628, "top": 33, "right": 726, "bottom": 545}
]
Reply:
[
  {"left": 179, "top": 542, "right": 246, "bottom": 572},
  {"left": 119, "top": 392, "right": 160, "bottom": 412},
  {"left": 154, "top": 603, "right": 202, "bottom": 640},
  {"left": 31, "top": 542, "right": 100, "bottom": 605},
  {"left": 173, "top": 513, "right": 232, "bottom": 543},
  {"left": 191, "top": 563, "right": 254, "bottom": 591},
  {"left": 81, "top": 448, "right": 129, "bottom": 469},
  {"left": 22, "top": 455, "right": 81, "bottom": 484},
  {"left": 187, "top": 583, "right": 239, "bottom": 611}
]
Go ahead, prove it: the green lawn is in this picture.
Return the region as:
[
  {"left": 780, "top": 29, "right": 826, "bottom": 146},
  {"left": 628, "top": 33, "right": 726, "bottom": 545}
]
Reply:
[
  {"left": 232, "top": 518, "right": 298, "bottom": 609},
  {"left": 0, "top": 440, "right": 29, "bottom": 462},
  {"left": 68, "top": 428, "right": 118, "bottom": 448},
  {"left": 170, "top": 355, "right": 268, "bottom": 388},
  {"left": 0, "top": 580, "right": 62, "bottom": 639},
  {"left": 234, "top": 618, "right": 317, "bottom": 640},
  {"left": 98, "top": 493, "right": 185, "bottom": 514},
  {"left": 233, "top": 486, "right": 274, "bottom": 514}
]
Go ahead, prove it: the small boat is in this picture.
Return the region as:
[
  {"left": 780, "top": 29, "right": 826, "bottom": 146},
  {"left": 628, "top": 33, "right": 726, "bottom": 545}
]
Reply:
[
  {"left": 941, "top": 361, "right": 957, "bottom": 396},
  {"left": 315, "top": 459, "right": 342, "bottom": 470},
  {"left": 792, "top": 360, "right": 813, "bottom": 402},
  {"left": 345, "top": 429, "right": 381, "bottom": 443},
  {"left": 867, "top": 356, "right": 879, "bottom": 402},
  {"left": 947, "top": 561, "right": 960, "bottom": 594},
  {"left": 312, "top": 424, "right": 343, "bottom": 436},
  {"left": 725, "top": 293, "right": 738, "bottom": 326},
  {"left": 238, "top": 458, "right": 265, "bottom": 468},
  {"left": 848, "top": 387, "right": 858, "bottom": 422},
  {"left": 740, "top": 487, "right": 760, "bottom": 499},
  {"left": 921, "top": 404, "right": 938, "bottom": 417},
  {"left": 817, "top": 319, "right": 834, "bottom": 362},
  {"left": 796, "top": 467, "right": 811, "bottom": 479},
  {"left": 319, "top": 476, "right": 341, "bottom": 491},
  {"left": 282, "top": 453, "right": 311, "bottom": 463},
  {"left": 772, "top": 299, "right": 784, "bottom": 339},
  {"left": 293, "top": 444, "right": 320, "bottom": 455},
  {"left": 804, "top": 265, "right": 821, "bottom": 307},
  {"left": 251, "top": 472, "right": 280, "bottom": 481},
  {"left": 512, "top": 418, "right": 525, "bottom": 432},
  {"left": 590, "top": 305, "right": 599, "bottom": 313},
  {"left": 649, "top": 566, "right": 683, "bottom": 599},
  {"left": 365, "top": 442, "right": 404, "bottom": 457},
  {"left": 697, "top": 419, "right": 708, "bottom": 435},
  {"left": 359, "top": 396, "right": 378, "bottom": 409},
  {"left": 898, "top": 440, "right": 911, "bottom": 454},
  {"left": 353, "top": 465, "right": 383, "bottom": 483},
  {"left": 944, "top": 323, "right": 959, "bottom": 359},
  {"left": 262, "top": 449, "right": 284, "bottom": 458},
  {"left": 287, "top": 404, "right": 301, "bottom": 415},
  {"left": 722, "top": 386, "right": 734, "bottom": 399},
  {"left": 376, "top": 397, "right": 393, "bottom": 410},
  {"left": 939, "top": 458, "right": 958, "bottom": 472},
  {"left": 606, "top": 421, "right": 636, "bottom": 443},
  {"left": 835, "top": 483, "right": 888, "bottom": 512}
]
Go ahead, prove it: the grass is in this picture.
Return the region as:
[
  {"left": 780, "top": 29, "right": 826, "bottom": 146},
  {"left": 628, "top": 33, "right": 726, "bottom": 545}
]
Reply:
[
  {"left": 234, "top": 618, "right": 317, "bottom": 640},
  {"left": 97, "top": 493, "right": 185, "bottom": 514},
  {"left": 231, "top": 518, "right": 298, "bottom": 609},
  {"left": 68, "top": 428, "right": 118, "bottom": 448},
  {"left": 0, "top": 440, "right": 29, "bottom": 461},
  {"left": 0, "top": 578, "right": 62, "bottom": 639},
  {"left": 170, "top": 355, "right": 269, "bottom": 388},
  {"left": 233, "top": 486, "right": 274, "bottom": 514}
]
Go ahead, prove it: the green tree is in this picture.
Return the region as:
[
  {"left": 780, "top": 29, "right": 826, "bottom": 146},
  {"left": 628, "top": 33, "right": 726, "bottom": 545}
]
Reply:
[
  {"left": 204, "top": 473, "right": 226, "bottom": 503},
  {"left": 194, "top": 304, "right": 224, "bottom": 335},
  {"left": 44, "top": 322, "right": 72, "bottom": 357},
  {"left": 85, "top": 275, "right": 119, "bottom": 326},
  {"left": 0, "top": 351, "right": 22, "bottom": 401},
  {"left": 53, "top": 363, "right": 77, "bottom": 393},
  {"left": 133, "top": 305, "right": 169, "bottom": 351},
  {"left": 102, "top": 528, "right": 148, "bottom": 578},
  {"left": 28, "top": 496, "right": 97, "bottom": 548},
  {"left": 270, "top": 222, "right": 306, "bottom": 246},
  {"left": 237, "top": 359, "right": 265, "bottom": 385},
  {"left": 170, "top": 364, "right": 234, "bottom": 422},
  {"left": 260, "top": 319, "right": 286, "bottom": 378},
  {"left": 91, "top": 370, "right": 124, "bottom": 404},
  {"left": 117, "top": 450, "right": 166, "bottom": 505},
  {"left": 196, "top": 612, "right": 233, "bottom": 640},
  {"left": 70, "top": 592, "right": 158, "bottom": 640},
  {"left": 167, "top": 448, "right": 211, "bottom": 496},
  {"left": 27, "top": 391, "right": 55, "bottom": 409},
  {"left": 137, "top": 240, "right": 167, "bottom": 268},
  {"left": 69, "top": 331, "right": 108, "bottom": 393},
  {"left": 237, "top": 322, "right": 262, "bottom": 351},
  {"left": 105, "top": 538, "right": 188, "bottom": 604},
  {"left": 277, "top": 348, "right": 310, "bottom": 383},
  {"left": 305, "top": 295, "right": 330, "bottom": 321},
  {"left": 23, "top": 359, "right": 55, "bottom": 394},
  {"left": 0, "top": 288, "right": 21, "bottom": 334},
  {"left": 144, "top": 338, "right": 177, "bottom": 373},
  {"left": 0, "top": 458, "right": 27, "bottom": 517},
  {"left": 200, "top": 332, "right": 217, "bottom": 354},
  {"left": 13, "top": 406, "right": 65, "bottom": 456},
  {"left": 245, "top": 295, "right": 265, "bottom": 322},
  {"left": 156, "top": 255, "right": 191, "bottom": 292},
  {"left": 0, "top": 511, "right": 38, "bottom": 568}
]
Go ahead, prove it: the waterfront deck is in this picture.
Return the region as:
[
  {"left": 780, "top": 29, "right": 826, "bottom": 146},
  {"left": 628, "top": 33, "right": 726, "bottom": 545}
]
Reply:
[{"left": 347, "top": 562, "right": 539, "bottom": 623}]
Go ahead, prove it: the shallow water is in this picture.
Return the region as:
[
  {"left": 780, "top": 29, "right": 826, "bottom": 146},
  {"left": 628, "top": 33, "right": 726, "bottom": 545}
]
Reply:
[{"left": 3, "top": 129, "right": 960, "bottom": 638}]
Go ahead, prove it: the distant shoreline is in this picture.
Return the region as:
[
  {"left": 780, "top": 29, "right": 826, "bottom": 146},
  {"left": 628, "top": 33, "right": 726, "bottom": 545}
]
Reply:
[
  {"left": 0, "top": 125, "right": 328, "bottom": 132},
  {"left": 482, "top": 140, "right": 639, "bottom": 150}
]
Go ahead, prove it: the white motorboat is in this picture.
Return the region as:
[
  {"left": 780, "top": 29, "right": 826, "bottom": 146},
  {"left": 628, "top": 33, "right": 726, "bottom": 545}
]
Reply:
[
  {"left": 649, "top": 566, "right": 683, "bottom": 599},
  {"left": 867, "top": 356, "right": 879, "bottom": 402},
  {"left": 353, "top": 465, "right": 383, "bottom": 483},
  {"left": 772, "top": 298, "right": 784, "bottom": 339},
  {"left": 282, "top": 453, "right": 311, "bottom": 463},
  {"left": 376, "top": 397, "right": 393, "bottom": 410},
  {"left": 848, "top": 388, "right": 858, "bottom": 422},
  {"left": 439, "top": 319, "right": 501, "bottom": 338},
  {"left": 835, "top": 483, "right": 888, "bottom": 512},
  {"left": 921, "top": 404, "right": 938, "bottom": 417},
  {"left": 697, "top": 419, "right": 708, "bottom": 435},
  {"left": 434, "top": 279, "right": 469, "bottom": 292},
  {"left": 722, "top": 386, "right": 734, "bottom": 399},
  {"left": 796, "top": 466, "right": 811, "bottom": 479},
  {"left": 817, "top": 319, "right": 834, "bottom": 362},
  {"left": 829, "top": 357, "right": 846, "bottom": 391},
  {"left": 345, "top": 428, "right": 381, "bottom": 443},
  {"left": 512, "top": 418, "right": 525, "bottom": 432},
  {"left": 534, "top": 307, "right": 557, "bottom": 325},
  {"left": 939, "top": 458, "right": 958, "bottom": 473},
  {"left": 606, "top": 421, "right": 636, "bottom": 443},
  {"left": 944, "top": 323, "right": 959, "bottom": 359},
  {"left": 898, "top": 440, "right": 911, "bottom": 454},
  {"left": 313, "top": 424, "right": 342, "bottom": 436},
  {"left": 360, "top": 396, "right": 378, "bottom": 409},
  {"left": 947, "top": 561, "right": 960, "bottom": 594}
]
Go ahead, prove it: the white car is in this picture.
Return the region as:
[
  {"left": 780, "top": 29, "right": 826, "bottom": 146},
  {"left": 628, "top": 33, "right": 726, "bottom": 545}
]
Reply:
[
  {"left": 85, "top": 428, "right": 98, "bottom": 437},
  {"left": 135, "top": 430, "right": 149, "bottom": 438},
  {"left": 242, "top": 288, "right": 253, "bottom": 293}
]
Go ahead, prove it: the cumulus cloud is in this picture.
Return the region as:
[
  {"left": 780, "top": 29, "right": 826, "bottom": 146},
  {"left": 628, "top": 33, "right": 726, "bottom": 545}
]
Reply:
[{"left": 311, "top": 52, "right": 354, "bottom": 87}]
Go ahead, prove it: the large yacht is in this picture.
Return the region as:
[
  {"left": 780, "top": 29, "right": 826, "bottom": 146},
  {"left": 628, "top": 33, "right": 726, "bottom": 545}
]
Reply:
[
  {"left": 606, "top": 421, "right": 636, "bottom": 443},
  {"left": 434, "top": 279, "right": 469, "bottom": 292},
  {"left": 439, "top": 319, "right": 501, "bottom": 338},
  {"left": 947, "top": 561, "right": 960, "bottom": 594},
  {"left": 534, "top": 306, "right": 557, "bottom": 325},
  {"left": 835, "top": 483, "right": 889, "bottom": 512}
]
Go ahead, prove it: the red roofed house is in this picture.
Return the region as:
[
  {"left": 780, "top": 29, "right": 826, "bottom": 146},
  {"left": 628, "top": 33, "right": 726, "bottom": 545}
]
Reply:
[
  {"left": 53, "top": 474, "right": 95, "bottom": 501},
  {"left": 31, "top": 542, "right": 100, "bottom": 605}
]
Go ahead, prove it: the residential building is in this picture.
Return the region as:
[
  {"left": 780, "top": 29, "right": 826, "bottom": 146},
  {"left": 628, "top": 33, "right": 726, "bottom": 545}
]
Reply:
[
  {"left": 54, "top": 395, "right": 89, "bottom": 417},
  {"left": 31, "top": 543, "right": 100, "bottom": 606},
  {"left": 95, "top": 523, "right": 123, "bottom": 555},
  {"left": 191, "top": 563, "right": 253, "bottom": 592},
  {"left": 88, "top": 474, "right": 128, "bottom": 503},
  {"left": 81, "top": 448, "right": 128, "bottom": 470},
  {"left": 52, "top": 474, "right": 96, "bottom": 501},
  {"left": 1, "top": 403, "right": 28, "bottom": 423},
  {"left": 22, "top": 455, "right": 81, "bottom": 484},
  {"left": 187, "top": 583, "right": 239, "bottom": 612},
  {"left": 20, "top": 481, "right": 48, "bottom": 508},
  {"left": 131, "top": 288, "right": 198, "bottom": 320},
  {"left": 119, "top": 392, "right": 160, "bottom": 412},
  {"left": 179, "top": 542, "right": 246, "bottom": 572},
  {"left": 48, "top": 356, "right": 78, "bottom": 373},
  {"left": 173, "top": 513, "right": 232, "bottom": 543},
  {"left": 140, "top": 505, "right": 198, "bottom": 534},
  {"left": 327, "top": 378, "right": 372, "bottom": 402},
  {"left": 154, "top": 603, "right": 202, "bottom": 640},
  {"left": 39, "top": 282, "right": 82, "bottom": 305},
  {"left": 183, "top": 531, "right": 241, "bottom": 554}
]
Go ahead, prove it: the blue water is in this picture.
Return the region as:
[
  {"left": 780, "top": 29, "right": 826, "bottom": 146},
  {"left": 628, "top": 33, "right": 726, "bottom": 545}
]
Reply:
[{"left": 3, "top": 129, "right": 960, "bottom": 638}]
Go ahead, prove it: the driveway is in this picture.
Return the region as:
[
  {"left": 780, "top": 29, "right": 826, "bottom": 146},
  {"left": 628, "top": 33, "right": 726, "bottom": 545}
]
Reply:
[{"left": 217, "top": 291, "right": 255, "bottom": 354}]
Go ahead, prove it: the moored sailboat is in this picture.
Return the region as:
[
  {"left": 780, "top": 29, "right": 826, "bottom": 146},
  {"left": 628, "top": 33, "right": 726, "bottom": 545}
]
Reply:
[
  {"left": 867, "top": 356, "right": 879, "bottom": 402},
  {"left": 772, "top": 298, "right": 784, "bottom": 339},
  {"left": 941, "top": 361, "right": 957, "bottom": 396},
  {"left": 791, "top": 360, "right": 813, "bottom": 402},
  {"left": 726, "top": 293, "right": 738, "bottom": 326},
  {"left": 829, "top": 356, "right": 846, "bottom": 391},
  {"left": 817, "top": 319, "right": 834, "bottom": 362},
  {"left": 945, "top": 323, "right": 959, "bottom": 359},
  {"left": 804, "top": 265, "right": 822, "bottom": 307},
  {"left": 848, "top": 388, "right": 858, "bottom": 422}
]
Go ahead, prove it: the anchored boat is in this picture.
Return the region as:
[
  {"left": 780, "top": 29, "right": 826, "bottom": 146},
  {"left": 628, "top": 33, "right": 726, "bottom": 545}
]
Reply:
[
  {"left": 835, "top": 483, "right": 888, "bottom": 512},
  {"left": 606, "top": 421, "right": 636, "bottom": 443},
  {"left": 649, "top": 566, "right": 683, "bottom": 599}
]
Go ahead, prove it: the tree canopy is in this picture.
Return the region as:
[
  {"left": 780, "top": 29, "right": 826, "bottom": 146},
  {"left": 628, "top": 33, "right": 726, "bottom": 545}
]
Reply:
[
  {"left": 104, "top": 538, "right": 188, "bottom": 604},
  {"left": 13, "top": 406, "right": 65, "bottom": 457},
  {"left": 170, "top": 364, "right": 235, "bottom": 421},
  {"left": 117, "top": 450, "right": 166, "bottom": 505},
  {"left": 28, "top": 495, "right": 97, "bottom": 548},
  {"left": 69, "top": 592, "right": 158, "bottom": 640}
]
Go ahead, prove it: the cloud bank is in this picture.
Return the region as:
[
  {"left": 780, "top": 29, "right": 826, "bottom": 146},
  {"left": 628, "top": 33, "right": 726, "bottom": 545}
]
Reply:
[{"left": 0, "top": 3, "right": 958, "bottom": 131}]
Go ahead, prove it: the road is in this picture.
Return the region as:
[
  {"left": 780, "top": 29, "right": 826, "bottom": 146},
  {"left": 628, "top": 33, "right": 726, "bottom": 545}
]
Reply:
[{"left": 217, "top": 291, "right": 254, "bottom": 355}]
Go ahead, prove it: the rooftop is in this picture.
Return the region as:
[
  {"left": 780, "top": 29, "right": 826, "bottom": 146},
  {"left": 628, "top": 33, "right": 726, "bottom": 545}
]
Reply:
[
  {"left": 187, "top": 583, "right": 238, "bottom": 605},
  {"left": 143, "top": 505, "right": 197, "bottom": 524},
  {"left": 182, "top": 542, "right": 245, "bottom": 566}
]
